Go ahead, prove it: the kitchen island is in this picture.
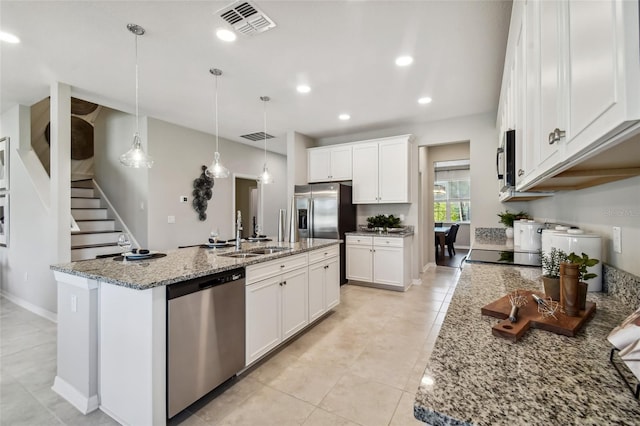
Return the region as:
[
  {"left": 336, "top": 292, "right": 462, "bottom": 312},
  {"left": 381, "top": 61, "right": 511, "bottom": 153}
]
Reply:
[
  {"left": 414, "top": 262, "right": 640, "bottom": 425},
  {"left": 50, "top": 238, "right": 340, "bottom": 426}
]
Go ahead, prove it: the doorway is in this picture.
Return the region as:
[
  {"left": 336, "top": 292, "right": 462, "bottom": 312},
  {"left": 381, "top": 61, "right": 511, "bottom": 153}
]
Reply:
[{"left": 234, "top": 177, "right": 258, "bottom": 238}]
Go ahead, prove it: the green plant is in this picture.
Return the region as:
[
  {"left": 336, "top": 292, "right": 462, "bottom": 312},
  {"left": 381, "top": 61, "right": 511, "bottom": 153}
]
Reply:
[
  {"left": 497, "top": 210, "right": 531, "bottom": 227},
  {"left": 541, "top": 248, "right": 569, "bottom": 278},
  {"left": 366, "top": 214, "right": 402, "bottom": 229},
  {"left": 567, "top": 252, "right": 599, "bottom": 281}
]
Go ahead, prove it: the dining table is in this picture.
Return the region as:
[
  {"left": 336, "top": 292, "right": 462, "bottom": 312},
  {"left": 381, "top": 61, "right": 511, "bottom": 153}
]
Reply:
[{"left": 434, "top": 225, "right": 450, "bottom": 257}]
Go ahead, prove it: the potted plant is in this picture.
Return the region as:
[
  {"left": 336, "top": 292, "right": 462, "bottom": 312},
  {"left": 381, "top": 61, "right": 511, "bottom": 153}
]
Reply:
[
  {"left": 497, "top": 210, "right": 530, "bottom": 238},
  {"left": 541, "top": 248, "right": 568, "bottom": 301},
  {"left": 366, "top": 214, "right": 402, "bottom": 232},
  {"left": 567, "top": 252, "right": 599, "bottom": 310}
]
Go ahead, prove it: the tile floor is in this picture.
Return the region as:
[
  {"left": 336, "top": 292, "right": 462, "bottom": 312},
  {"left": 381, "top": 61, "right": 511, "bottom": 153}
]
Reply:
[{"left": 0, "top": 266, "right": 460, "bottom": 426}]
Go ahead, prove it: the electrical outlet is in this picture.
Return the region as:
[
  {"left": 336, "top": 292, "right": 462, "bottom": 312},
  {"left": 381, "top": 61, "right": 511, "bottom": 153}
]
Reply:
[
  {"left": 71, "top": 295, "right": 78, "bottom": 313},
  {"left": 613, "top": 226, "right": 622, "bottom": 254},
  {"left": 168, "top": 215, "right": 176, "bottom": 224},
  {"left": 180, "top": 196, "right": 188, "bottom": 203}
]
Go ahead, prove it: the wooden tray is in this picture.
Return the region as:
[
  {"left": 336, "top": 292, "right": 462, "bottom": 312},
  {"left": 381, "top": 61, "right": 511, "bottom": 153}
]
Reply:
[{"left": 481, "top": 290, "right": 596, "bottom": 342}]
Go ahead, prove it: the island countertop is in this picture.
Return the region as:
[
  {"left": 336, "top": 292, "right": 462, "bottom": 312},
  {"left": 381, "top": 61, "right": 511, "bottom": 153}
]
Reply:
[
  {"left": 414, "top": 262, "right": 640, "bottom": 425},
  {"left": 50, "top": 239, "right": 340, "bottom": 290}
]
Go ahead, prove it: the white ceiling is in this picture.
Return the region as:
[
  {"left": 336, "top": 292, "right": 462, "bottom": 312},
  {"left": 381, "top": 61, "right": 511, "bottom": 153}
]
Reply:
[{"left": 1, "top": 0, "right": 512, "bottom": 154}]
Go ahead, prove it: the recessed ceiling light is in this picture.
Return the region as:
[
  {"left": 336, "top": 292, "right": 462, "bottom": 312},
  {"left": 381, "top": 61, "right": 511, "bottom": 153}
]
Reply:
[
  {"left": 395, "top": 56, "right": 413, "bottom": 67},
  {"left": 216, "top": 28, "right": 236, "bottom": 42},
  {"left": 0, "top": 31, "right": 20, "bottom": 44},
  {"left": 418, "top": 97, "right": 432, "bottom": 104},
  {"left": 339, "top": 114, "right": 350, "bottom": 121},
  {"left": 296, "top": 85, "right": 311, "bottom": 94}
]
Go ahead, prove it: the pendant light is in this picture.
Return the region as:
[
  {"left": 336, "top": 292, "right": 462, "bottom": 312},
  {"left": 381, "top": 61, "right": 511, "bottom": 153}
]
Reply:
[
  {"left": 257, "top": 96, "right": 273, "bottom": 184},
  {"left": 120, "top": 23, "right": 154, "bottom": 168},
  {"left": 205, "top": 68, "right": 230, "bottom": 178}
]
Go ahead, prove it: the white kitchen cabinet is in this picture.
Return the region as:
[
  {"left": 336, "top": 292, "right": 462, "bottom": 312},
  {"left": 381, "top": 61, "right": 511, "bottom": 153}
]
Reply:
[
  {"left": 246, "top": 255, "right": 309, "bottom": 365},
  {"left": 307, "top": 145, "right": 352, "bottom": 182},
  {"left": 500, "top": 0, "right": 640, "bottom": 192},
  {"left": 352, "top": 136, "right": 411, "bottom": 204},
  {"left": 346, "top": 235, "right": 412, "bottom": 291},
  {"left": 308, "top": 245, "right": 340, "bottom": 322}
]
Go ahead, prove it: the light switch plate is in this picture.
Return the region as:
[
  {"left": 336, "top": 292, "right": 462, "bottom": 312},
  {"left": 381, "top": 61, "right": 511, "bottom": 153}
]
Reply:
[
  {"left": 613, "top": 226, "right": 621, "bottom": 254},
  {"left": 180, "top": 196, "right": 188, "bottom": 203},
  {"left": 168, "top": 215, "right": 176, "bottom": 224}
]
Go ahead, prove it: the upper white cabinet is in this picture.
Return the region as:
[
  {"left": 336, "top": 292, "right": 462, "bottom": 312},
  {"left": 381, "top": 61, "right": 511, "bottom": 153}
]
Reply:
[
  {"left": 498, "top": 0, "right": 640, "bottom": 192},
  {"left": 308, "top": 145, "right": 352, "bottom": 182},
  {"left": 352, "top": 136, "right": 411, "bottom": 204}
]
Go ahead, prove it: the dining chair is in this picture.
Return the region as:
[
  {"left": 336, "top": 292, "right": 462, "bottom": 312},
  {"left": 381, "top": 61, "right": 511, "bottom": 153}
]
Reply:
[
  {"left": 445, "top": 224, "right": 460, "bottom": 257},
  {"left": 435, "top": 222, "right": 443, "bottom": 227}
]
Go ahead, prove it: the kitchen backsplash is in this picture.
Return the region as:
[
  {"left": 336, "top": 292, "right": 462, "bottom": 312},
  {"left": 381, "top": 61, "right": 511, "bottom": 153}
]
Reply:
[
  {"left": 603, "top": 265, "right": 640, "bottom": 312},
  {"left": 474, "top": 227, "right": 507, "bottom": 244}
]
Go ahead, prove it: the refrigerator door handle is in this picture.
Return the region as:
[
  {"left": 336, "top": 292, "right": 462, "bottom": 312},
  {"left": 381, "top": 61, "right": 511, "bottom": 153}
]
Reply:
[{"left": 309, "top": 198, "right": 314, "bottom": 238}]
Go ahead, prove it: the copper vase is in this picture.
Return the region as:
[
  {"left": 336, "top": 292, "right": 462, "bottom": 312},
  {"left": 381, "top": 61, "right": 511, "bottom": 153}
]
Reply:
[{"left": 560, "top": 262, "right": 580, "bottom": 317}]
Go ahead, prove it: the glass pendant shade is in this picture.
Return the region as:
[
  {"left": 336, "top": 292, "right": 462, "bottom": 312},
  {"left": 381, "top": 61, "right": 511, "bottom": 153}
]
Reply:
[
  {"left": 120, "top": 133, "right": 153, "bottom": 168},
  {"left": 120, "top": 23, "right": 153, "bottom": 169},
  {"left": 205, "top": 68, "right": 230, "bottom": 179},
  {"left": 258, "top": 96, "right": 273, "bottom": 184}
]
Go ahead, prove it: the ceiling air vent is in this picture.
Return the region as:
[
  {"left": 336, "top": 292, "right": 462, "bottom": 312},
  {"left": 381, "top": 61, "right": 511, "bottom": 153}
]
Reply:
[
  {"left": 217, "top": 1, "right": 277, "bottom": 36},
  {"left": 241, "top": 132, "right": 274, "bottom": 141}
]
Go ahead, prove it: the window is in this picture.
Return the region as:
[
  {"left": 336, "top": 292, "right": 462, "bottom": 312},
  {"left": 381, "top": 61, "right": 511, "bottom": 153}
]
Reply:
[{"left": 434, "top": 161, "right": 470, "bottom": 223}]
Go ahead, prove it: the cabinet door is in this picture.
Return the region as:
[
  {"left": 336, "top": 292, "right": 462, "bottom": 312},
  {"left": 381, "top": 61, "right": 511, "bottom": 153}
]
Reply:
[
  {"left": 566, "top": 0, "right": 620, "bottom": 154},
  {"left": 246, "top": 276, "right": 281, "bottom": 365},
  {"left": 373, "top": 246, "right": 403, "bottom": 287},
  {"left": 324, "top": 256, "right": 340, "bottom": 310},
  {"left": 346, "top": 244, "right": 372, "bottom": 282},
  {"left": 352, "top": 143, "right": 379, "bottom": 203},
  {"left": 378, "top": 139, "right": 409, "bottom": 203},
  {"left": 308, "top": 261, "right": 326, "bottom": 322},
  {"left": 308, "top": 148, "right": 331, "bottom": 182},
  {"left": 537, "top": 0, "right": 563, "bottom": 169},
  {"left": 281, "top": 268, "right": 309, "bottom": 340},
  {"left": 329, "top": 145, "right": 353, "bottom": 181}
]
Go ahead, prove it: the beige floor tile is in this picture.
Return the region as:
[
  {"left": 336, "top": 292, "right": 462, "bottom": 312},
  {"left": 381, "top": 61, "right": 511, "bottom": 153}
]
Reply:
[
  {"left": 302, "top": 407, "right": 360, "bottom": 426},
  {"left": 389, "top": 391, "right": 424, "bottom": 425},
  {"left": 216, "top": 385, "right": 315, "bottom": 426},
  {"left": 188, "top": 376, "right": 264, "bottom": 424},
  {"left": 247, "top": 349, "right": 300, "bottom": 385},
  {"left": 319, "top": 373, "right": 403, "bottom": 426}
]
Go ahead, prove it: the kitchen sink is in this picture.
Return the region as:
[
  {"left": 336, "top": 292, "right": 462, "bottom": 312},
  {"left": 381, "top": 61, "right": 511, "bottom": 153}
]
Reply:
[
  {"left": 248, "top": 247, "right": 291, "bottom": 255},
  {"left": 219, "top": 252, "right": 262, "bottom": 259}
]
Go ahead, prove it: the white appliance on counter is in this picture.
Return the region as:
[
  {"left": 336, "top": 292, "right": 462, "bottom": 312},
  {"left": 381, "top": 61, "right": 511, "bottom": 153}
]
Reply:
[
  {"left": 541, "top": 229, "right": 602, "bottom": 292},
  {"left": 516, "top": 220, "right": 542, "bottom": 251}
]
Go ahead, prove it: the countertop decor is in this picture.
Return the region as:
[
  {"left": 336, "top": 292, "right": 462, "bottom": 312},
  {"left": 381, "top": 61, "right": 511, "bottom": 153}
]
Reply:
[
  {"left": 414, "top": 262, "right": 640, "bottom": 425},
  {"left": 50, "top": 239, "right": 340, "bottom": 290}
]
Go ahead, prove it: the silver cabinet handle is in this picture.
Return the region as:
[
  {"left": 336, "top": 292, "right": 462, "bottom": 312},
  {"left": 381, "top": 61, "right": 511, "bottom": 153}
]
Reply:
[
  {"left": 518, "top": 169, "right": 525, "bottom": 177},
  {"left": 548, "top": 128, "right": 565, "bottom": 145}
]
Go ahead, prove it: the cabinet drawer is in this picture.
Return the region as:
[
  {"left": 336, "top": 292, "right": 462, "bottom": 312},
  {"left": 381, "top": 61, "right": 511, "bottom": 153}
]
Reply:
[
  {"left": 246, "top": 253, "right": 308, "bottom": 284},
  {"left": 373, "top": 237, "right": 405, "bottom": 248},
  {"left": 345, "top": 235, "right": 373, "bottom": 246},
  {"left": 308, "top": 245, "right": 339, "bottom": 264}
]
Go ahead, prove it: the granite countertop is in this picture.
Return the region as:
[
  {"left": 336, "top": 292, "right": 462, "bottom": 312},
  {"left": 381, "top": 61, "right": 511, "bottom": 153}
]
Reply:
[
  {"left": 414, "top": 262, "right": 640, "bottom": 425},
  {"left": 345, "top": 230, "right": 414, "bottom": 238},
  {"left": 50, "top": 239, "right": 340, "bottom": 290}
]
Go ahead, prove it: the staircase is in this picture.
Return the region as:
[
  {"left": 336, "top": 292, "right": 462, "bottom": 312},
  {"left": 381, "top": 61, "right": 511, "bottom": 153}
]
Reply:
[{"left": 71, "top": 179, "right": 122, "bottom": 261}]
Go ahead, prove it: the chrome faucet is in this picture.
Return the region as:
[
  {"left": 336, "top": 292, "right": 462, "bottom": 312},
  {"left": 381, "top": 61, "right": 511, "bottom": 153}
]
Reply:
[{"left": 235, "top": 210, "right": 242, "bottom": 251}]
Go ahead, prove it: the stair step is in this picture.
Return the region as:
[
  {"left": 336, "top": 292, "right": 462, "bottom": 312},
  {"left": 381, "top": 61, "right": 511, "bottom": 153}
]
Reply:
[
  {"left": 71, "top": 179, "right": 94, "bottom": 189},
  {"left": 72, "top": 208, "right": 108, "bottom": 220},
  {"left": 71, "top": 231, "right": 123, "bottom": 246},
  {"left": 75, "top": 219, "right": 115, "bottom": 232},
  {"left": 71, "top": 244, "right": 121, "bottom": 262},
  {"left": 71, "top": 197, "right": 101, "bottom": 209},
  {"left": 71, "top": 187, "right": 95, "bottom": 197}
]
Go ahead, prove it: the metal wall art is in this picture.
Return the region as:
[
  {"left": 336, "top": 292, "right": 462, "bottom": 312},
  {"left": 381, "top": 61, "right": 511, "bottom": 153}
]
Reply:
[
  {"left": 0, "top": 137, "right": 8, "bottom": 190},
  {"left": 192, "top": 165, "right": 214, "bottom": 221},
  {"left": 0, "top": 194, "right": 8, "bottom": 247}
]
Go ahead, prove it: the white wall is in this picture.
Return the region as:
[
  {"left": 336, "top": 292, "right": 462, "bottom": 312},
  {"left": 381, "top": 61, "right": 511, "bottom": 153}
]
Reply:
[
  {"left": 286, "top": 131, "right": 316, "bottom": 202},
  {"left": 527, "top": 176, "right": 640, "bottom": 277},
  {"left": 146, "top": 117, "right": 287, "bottom": 250}
]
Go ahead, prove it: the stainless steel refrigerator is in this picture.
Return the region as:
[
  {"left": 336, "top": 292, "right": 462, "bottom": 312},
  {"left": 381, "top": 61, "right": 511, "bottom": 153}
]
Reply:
[{"left": 294, "top": 183, "right": 356, "bottom": 284}]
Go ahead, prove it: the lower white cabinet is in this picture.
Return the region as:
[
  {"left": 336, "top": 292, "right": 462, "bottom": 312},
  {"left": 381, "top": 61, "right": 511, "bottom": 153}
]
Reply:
[
  {"left": 246, "top": 264, "right": 308, "bottom": 366},
  {"left": 346, "top": 235, "right": 412, "bottom": 291},
  {"left": 308, "top": 246, "right": 340, "bottom": 322}
]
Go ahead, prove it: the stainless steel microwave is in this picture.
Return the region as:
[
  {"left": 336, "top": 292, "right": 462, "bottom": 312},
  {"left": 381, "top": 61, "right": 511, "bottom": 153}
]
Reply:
[{"left": 496, "top": 129, "right": 515, "bottom": 189}]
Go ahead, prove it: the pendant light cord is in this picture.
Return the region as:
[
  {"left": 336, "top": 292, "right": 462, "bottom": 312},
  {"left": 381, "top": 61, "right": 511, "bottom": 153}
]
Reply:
[
  {"left": 263, "top": 98, "right": 267, "bottom": 164},
  {"left": 215, "top": 73, "right": 219, "bottom": 152},
  {"left": 134, "top": 33, "right": 140, "bottom": 139}
]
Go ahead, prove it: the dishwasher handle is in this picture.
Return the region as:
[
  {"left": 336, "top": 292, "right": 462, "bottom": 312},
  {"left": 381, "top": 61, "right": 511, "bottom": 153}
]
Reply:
[{"left": 167, "top": 268, "right": 246, "bottom": 300}]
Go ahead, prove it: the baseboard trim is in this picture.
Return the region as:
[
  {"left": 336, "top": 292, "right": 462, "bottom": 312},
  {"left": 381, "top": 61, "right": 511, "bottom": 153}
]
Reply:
[
  {"left": 423, "top": 263, "right": 437, "bottom": 272},
  {"left": 412, "top": 278, "right": 423, "bottom": 285},
  {"left": 52, "top": 376, "right": 99, "bottom": 415},
  {"left": 0, "top": 291, "right": 57, "bottom": 323}
]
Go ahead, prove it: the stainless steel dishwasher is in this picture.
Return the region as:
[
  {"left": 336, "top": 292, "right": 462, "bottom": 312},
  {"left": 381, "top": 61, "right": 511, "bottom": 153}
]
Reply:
[{"left": 166, "top": 267, "right": 245, "bottom": 419}]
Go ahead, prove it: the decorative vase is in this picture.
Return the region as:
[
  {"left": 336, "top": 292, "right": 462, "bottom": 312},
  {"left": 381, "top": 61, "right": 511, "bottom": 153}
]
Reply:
[
  {"left": 560, "top": 262, "right": 580, "bottom": 317},
  {"left": 578, "top": 281, "right": 588, "bottom": 311},
  {"left": 542, "top": 276, "right": 561, "bottom": 301},
  {"left": 505, "top": 227, "right": 514, "bottom": 239}
]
